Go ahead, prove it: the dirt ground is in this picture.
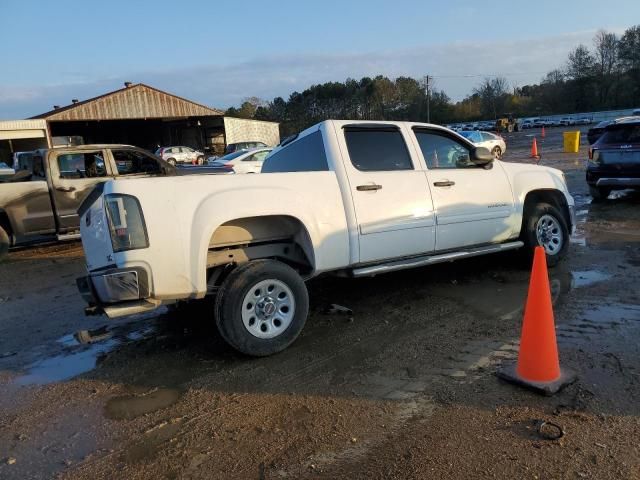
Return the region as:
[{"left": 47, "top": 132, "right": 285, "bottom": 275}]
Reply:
[{"left": 1, "top": 126, "right": 640, "bottom": 479}]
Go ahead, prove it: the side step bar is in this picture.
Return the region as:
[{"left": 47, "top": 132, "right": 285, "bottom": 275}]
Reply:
[{"left": 351, "top": 241, "right": 524, "bottom": 277}]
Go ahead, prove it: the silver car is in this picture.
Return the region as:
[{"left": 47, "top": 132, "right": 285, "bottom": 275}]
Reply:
[{"left": 155, "top": 146, "right": 205, "bottom": 165}]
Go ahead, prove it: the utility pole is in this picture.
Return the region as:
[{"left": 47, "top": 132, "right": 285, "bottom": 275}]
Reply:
[{"left": 424, "top": 75, "right": 431, "bottom": 123}]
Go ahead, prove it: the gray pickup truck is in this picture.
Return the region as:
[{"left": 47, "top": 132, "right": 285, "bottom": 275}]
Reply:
[{"left": 0, "top": 144, "right": 174, "bottom": 260}]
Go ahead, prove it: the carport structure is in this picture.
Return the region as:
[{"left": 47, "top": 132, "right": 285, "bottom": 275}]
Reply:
[
  {"left": 31, "top": 83, "right": 237, "bottom": 155},
  {"left": 0, "top": 119, "right": 50, "bottom": 166}
]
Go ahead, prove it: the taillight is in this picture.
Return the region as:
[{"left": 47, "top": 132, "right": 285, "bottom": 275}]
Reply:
[
  {"left": 588, "top": 148, "right": 593, "bottom": 160},
  {"left": 104, "top": 194, "right": 149, "bottom": 252}
]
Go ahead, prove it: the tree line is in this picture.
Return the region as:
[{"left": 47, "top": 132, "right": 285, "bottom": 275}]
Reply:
[{"left": 225, "top": 25, "right": 640, "bottom": 136}]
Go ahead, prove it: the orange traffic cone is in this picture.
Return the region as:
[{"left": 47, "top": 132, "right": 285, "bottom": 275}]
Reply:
[
  {"left": 530, "top": 137, "right": 539, "bottom": 159},
  {"left": 541, "top": 126, "right": 546, "bottom": 138},
  {"left": 497, "top": 247, "right": 576, "bottom": 394}
]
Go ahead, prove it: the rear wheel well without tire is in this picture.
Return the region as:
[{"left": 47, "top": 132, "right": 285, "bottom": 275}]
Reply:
[
  {"left": 0, "top": 213, "right": 12, "bottom": 261},
  {"left": 0, "top": 211, "right": 14, "bottom": 259}
]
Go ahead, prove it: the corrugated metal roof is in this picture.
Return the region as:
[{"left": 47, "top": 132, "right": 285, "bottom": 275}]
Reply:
[
  {"left": 0, "top": 119, "right": 48, "bottom": 130},
  {"left": 31, "top": 83, "right": 224, "bottom": 121}
]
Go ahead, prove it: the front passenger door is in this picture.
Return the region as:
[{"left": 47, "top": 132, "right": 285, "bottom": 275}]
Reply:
[{"left": 413, "top": 128, "right": 515, "bottom": 251}]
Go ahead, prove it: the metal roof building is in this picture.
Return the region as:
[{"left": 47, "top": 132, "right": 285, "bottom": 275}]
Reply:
[
  {"left": 32, "top": 83, "right": 225, "bottom": 121},
  {"left": 29, "top": 83, "right": 278, "bottom": 155}
]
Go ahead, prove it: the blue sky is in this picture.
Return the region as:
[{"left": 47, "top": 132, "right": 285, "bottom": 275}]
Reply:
[{"left": 1, "top": 0, "right": 638, "bottom": 119}]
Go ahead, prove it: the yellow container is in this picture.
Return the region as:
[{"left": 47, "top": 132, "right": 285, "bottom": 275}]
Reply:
[{"left": 563, "top": 131, "right": 580, "bottom": 153}]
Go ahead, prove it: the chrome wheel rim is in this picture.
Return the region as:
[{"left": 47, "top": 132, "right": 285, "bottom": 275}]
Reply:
[
  {"left": 536, "top": 214, "right": 563, "bottom": 255},
  {"left": 492, "top": 147, "right": 501, "bottom": 159},
  {"left": 241, "top": 279, "right": 295, "bottom": 339}
]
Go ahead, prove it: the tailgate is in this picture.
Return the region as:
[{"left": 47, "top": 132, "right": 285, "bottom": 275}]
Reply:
[
  {"left": 597, "top": 149, "right": 640, "bottom": 166},
  {"left": 79, "top": 189, "right": 115, "bottom": 271}
]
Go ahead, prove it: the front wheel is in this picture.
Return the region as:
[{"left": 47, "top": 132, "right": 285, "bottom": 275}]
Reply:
[
  {"left": 167, "top": 158, "right": 176, "bottom": 166},
  {"left": 215, "top": 259, "right": 309, "bottom": 356},
  {"left": 196, "top": 156, "right": 205, "bottom": 165},
  {"left": 521, "top": 203, "right": 569, "bottom": 267},
  {"left": 491, "top": 146, "right": 502, "bottom": 159}
]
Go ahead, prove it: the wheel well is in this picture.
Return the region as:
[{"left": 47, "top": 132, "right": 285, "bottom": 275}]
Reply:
[
  {"left": 207, "top": 215, "right": 315, "bottom": 284},
  {"left": 522, "top": 189, "right": 571, "bottom": 229},
  {"left": 0, "top": 210, "right": 14, "bottom": 240}
]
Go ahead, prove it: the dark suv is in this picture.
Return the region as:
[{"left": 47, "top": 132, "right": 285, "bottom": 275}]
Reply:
[{"left": 586, "top": 118, "right": 640, "bottom": 200}]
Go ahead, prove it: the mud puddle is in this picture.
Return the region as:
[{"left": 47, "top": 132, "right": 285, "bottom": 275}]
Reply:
[{"left": 14, "top": 322, "right": 157, "bottom": 386}]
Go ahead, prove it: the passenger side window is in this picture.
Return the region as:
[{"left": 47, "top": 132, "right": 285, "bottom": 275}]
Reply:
[
  {"left": 344, "top": 129, "right": 413, "bottom": 171},
  {"left": 57, "top": 152, "right": 107, "bottom": 179},
  {"left": 262, "top": 131, "right": 329, "bottom": 173},
  {"left": 414, "top": 131, "right": 474, "bottom": 169},
  {"left": 112, "top": 150, "right": 161, "bottom": 175}
]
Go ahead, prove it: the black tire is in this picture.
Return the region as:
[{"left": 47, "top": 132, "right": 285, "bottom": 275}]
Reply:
[
  {"left": 167, "top": 158, "right": 177, "bottom": 166},
  {"left": 0, "top": 225, "right": 9, "bottom": 262},
  {"left": 491, "top": 146, "right": 502, "bottom": 159},
  {"left": 589, "top": 185, "right": 611, "bottom": 202},
  {"left": 215, "top": 259, "right": 309, "bottom": 356},
  {"left": 521, "top": 202, "right": 569, "bottom": 267}
]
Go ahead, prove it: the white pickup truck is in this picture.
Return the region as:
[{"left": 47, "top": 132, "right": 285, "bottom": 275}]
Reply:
[{"left": 77, "top": 120, "right": 575, "bottom": 356}]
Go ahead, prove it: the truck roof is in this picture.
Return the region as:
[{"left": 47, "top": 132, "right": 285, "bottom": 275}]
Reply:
[{"left": 33, "top": 144, "right": 141, "bottom": 155}]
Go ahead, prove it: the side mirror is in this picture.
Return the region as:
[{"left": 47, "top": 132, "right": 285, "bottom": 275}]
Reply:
[{"left": 471, "top": 147, "right": 494, "bottom": 166}]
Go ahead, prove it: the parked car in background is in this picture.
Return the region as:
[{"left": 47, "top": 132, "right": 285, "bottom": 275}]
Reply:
[
  {"left": 521, "top": 119, "right": 534, "bottom": 129},
  {"left": 576, "top": 117, "right": 592, "bottom": 126},
  {"left": 459, "top": 130, "right": 507, "bottom": 158},
  {"left": 224, "top": 141, "right": 268, "bottom": 155},
  {"left": 207, "top": 148, "right": 272, "bottom": 174},
  {"left": 0, "top": 162, "right": 15, "bottom": 180},
  {"left": 586, "top": 116, "right": 639, "bottom": 145},
  {"left": 0, "top": 145, "right": 175, "bottom": 260},
  {"left": 155, "top": 146, "right": 205, "bottom": 165},
  {"left": 559, "top": 117, "right": 575, "bottom": 126},
  {"left": 587, "top": 117, "right": 640, "bottom": 200}
]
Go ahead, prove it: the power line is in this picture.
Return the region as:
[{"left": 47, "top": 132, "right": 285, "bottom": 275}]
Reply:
[{"left": 430, "top": 71, "right": 550, "bottom": 79}]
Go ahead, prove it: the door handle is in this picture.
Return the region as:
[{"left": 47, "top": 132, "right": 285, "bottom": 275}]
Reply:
[
  {"left": 356, "top": 184, "right": 382, "bottom": 191},
  {"left": 56, "top": 186, "right": 76, "bottom": 192},
  {"left": 433, "top": 181, "right": 455, "bottom": 187}
]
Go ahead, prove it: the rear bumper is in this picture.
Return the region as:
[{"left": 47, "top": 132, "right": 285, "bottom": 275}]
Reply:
[
  {"left": 595, "top": 177, "right": 640, "bottom": 187},
  {"left": 76, "top": 266, "right": 157, "bottom": 317}
]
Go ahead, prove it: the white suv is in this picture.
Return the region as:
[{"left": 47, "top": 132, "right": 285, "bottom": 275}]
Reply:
[{"left": 155, "top": 146, "right": 205, "bottom": 165}]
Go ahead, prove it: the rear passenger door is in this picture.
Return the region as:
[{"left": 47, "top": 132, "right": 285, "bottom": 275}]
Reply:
[
  {"left": 337, "top": 124, "right": 436, "bottom": 264},
  {"left": 48, "top": 150, "right": 111, "bottom": 232}
]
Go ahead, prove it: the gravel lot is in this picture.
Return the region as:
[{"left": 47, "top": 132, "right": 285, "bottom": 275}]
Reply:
[{"left": 1, "top": 126, "right": 639, "bottom": 479}]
